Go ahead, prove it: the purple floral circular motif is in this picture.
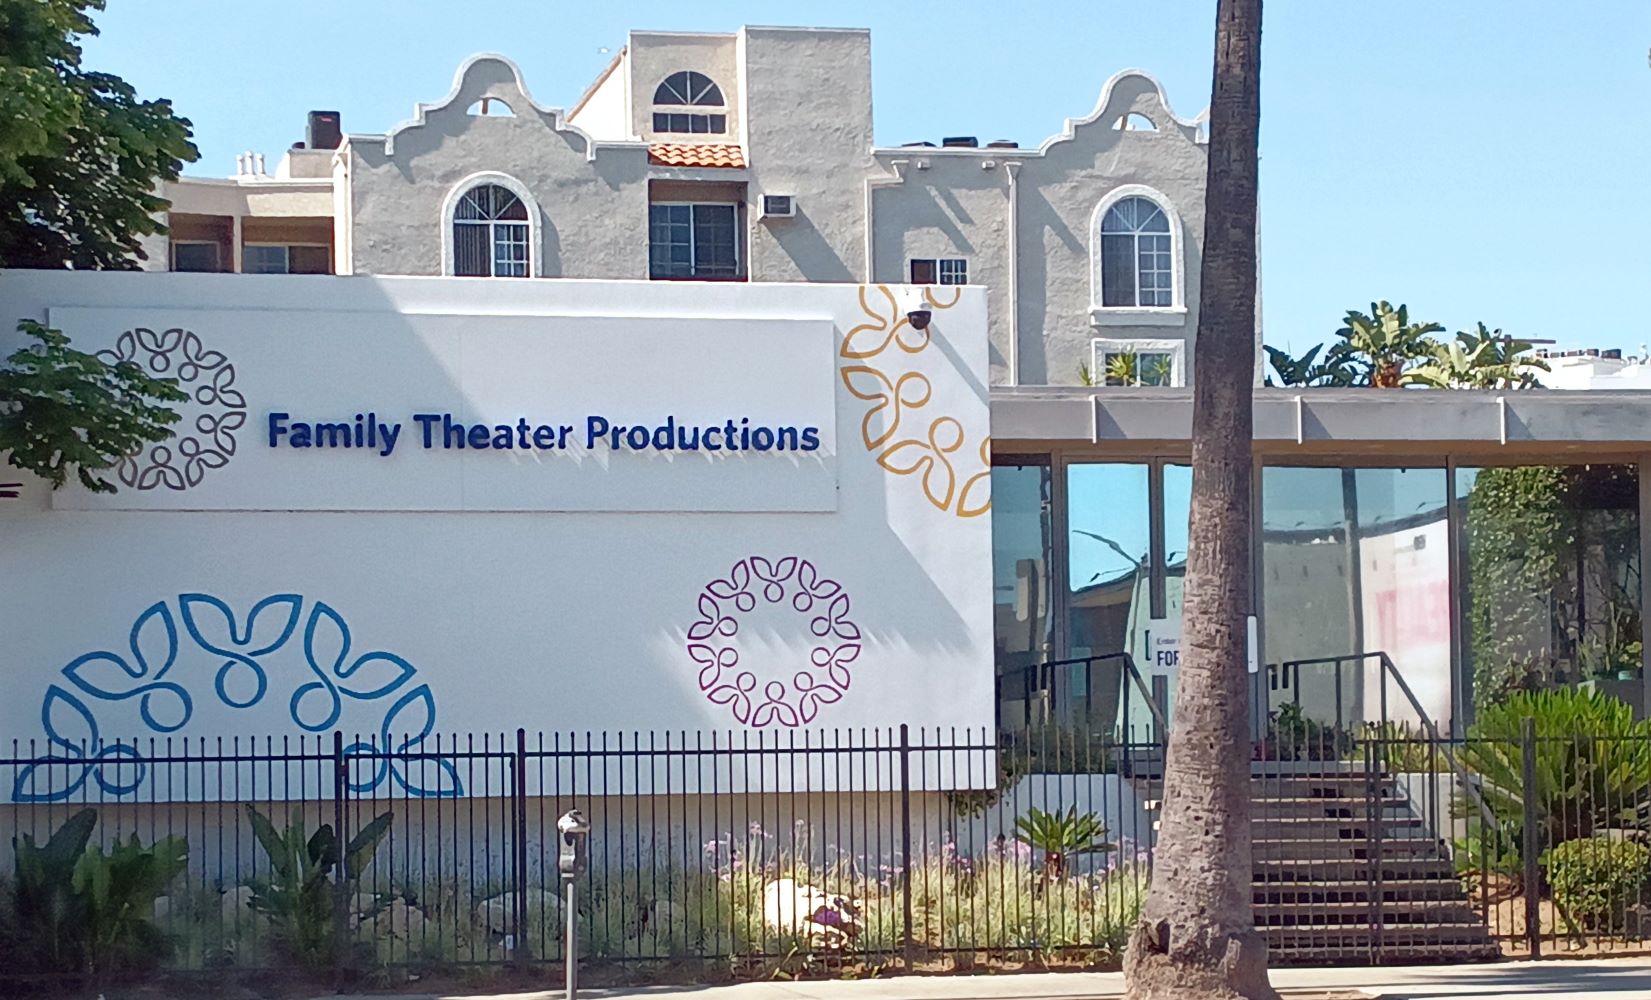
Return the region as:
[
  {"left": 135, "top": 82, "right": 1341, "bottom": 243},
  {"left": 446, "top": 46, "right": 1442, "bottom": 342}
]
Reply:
[{"left": 686, "top": 556, "right": 861, "bottom": 728}]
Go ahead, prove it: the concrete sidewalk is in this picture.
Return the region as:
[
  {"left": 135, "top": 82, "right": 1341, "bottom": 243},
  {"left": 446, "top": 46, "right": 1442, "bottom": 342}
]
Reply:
[{"left": 334, "top": 958, "right": 1651, "bottom": 1000}]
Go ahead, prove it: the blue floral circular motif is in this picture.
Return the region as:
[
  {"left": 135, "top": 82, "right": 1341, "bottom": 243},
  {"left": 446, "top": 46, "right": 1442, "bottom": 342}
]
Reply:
[{"left": 11, "top": 594, "right": 463, "bottom": 803}]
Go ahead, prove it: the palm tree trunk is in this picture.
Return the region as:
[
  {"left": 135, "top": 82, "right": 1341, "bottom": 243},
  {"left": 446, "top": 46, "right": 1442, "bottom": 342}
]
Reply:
[{"left": 1122, "top": 1, "right": 1275, "bottom": 998}]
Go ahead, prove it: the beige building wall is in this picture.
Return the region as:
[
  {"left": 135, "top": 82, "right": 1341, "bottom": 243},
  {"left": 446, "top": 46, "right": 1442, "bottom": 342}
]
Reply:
[
  {"left": 153, "top": 31, "right": 1216, "bottom": 387},
  {"left": 345, "top": 54, "right": 651, "bottom": 279}
]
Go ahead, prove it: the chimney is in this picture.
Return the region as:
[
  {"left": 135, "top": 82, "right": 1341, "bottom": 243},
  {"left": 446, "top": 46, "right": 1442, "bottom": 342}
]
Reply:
[{"left": 307, "top": 110, "right": 343, "bottom": 151}]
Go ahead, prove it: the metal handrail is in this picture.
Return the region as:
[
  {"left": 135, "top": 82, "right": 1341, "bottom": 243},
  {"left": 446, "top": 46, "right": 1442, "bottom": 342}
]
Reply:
[
  {"left": 1271, "top": 650, "right": 1498, "bottom": 831},
  {"left": 997, "top": 652, "right": 1170, "bottom": 736}
]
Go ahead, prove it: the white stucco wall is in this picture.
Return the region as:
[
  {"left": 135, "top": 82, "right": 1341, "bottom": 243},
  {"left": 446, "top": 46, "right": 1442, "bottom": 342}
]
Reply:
[{"left": 0, "top": 273, "right": 995, "bottom": 803}]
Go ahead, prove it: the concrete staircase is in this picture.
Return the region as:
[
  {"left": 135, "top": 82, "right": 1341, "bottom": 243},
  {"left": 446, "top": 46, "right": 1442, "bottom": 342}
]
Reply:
[{"left": 1139, "top": 765, "right": 1501, "bottom": 965}]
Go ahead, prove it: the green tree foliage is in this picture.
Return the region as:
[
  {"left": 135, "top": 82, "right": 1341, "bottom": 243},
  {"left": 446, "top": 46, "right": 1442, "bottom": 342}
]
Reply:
[
  {"left": 1462, "top": 465, "right": 1641, "bottom": 707},
  {"left": 1265, "top": 305, "right": 1548, "bottom": 390},
  {"left": 1, "top": 808, "right": 188, "bottom": 980},
  {"left": 1338, "top": 301, "right": 1444, "bottom": 387},
  {"left": 0, "top": 319, "right": 187, "bottom": 492},
  {"left": 0, "top": 0, "right": 197, "bottom": 268},
  {"left": 243, "top": 805, "right": 392, "bottom": 969},
  {"left": 1406, "top": 322, "right": 1550, "bottom": 389}
]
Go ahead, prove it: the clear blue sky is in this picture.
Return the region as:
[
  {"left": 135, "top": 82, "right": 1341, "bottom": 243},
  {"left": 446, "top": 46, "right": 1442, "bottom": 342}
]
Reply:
[{"left": 85, "top": 1, "right": 1650, "bottom": 355}]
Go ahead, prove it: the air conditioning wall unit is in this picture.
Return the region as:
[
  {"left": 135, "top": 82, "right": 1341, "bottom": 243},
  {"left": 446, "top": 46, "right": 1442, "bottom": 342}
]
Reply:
[{"left": 760, "top": 194, "right": 796, "bottom": 219}]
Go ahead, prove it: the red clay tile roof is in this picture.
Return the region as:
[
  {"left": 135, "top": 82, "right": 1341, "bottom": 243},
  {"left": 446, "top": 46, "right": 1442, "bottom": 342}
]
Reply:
[{"left": 648, "top": 143, "right": 746, "bottom": 168}]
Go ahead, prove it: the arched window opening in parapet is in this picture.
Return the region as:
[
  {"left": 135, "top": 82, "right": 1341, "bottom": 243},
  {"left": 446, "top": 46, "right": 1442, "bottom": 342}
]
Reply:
[
  {"left": 466, "top": 97, "right": 516, "bottom": 117},
  {"left": 652, "top": 71, "right": 727, "bottom": 135},
  {"left": 451, "top": 183, "right": 530, "bottom": 277},
  {"left": 1098, "top": 195, "right": 1174, "bottom": 308},
  {"left": 1111, "top": 113, "right": 1157, "bottom": 132}
]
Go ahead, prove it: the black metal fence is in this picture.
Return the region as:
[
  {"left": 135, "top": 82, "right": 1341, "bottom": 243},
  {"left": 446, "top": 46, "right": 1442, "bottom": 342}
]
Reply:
[
  {"left": 0, "top": 727, "right": 1155, "bottom": 982},
  {"left": 6, "top": 698, "right": 1651, "bottom": 985}
]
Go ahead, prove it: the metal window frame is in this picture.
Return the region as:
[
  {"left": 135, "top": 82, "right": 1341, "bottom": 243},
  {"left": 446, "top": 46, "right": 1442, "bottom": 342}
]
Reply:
[
  {"left": 648, "top": 201, "right": 742, "bottom": 279},
  {"left": 170, "top": 240, "right": 221, "bottom": 273}
]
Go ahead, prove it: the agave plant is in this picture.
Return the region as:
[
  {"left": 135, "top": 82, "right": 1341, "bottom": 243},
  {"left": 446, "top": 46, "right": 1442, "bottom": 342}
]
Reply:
[
  {"left": 1337, "top": 300, "right": 1444, "bottom": 387},
  {"left": 1013, "top": 805, "right": 1115, "bottom": 878},
  {"left": 1405, "top": 322, "right": 1550, "bottom": 389}
]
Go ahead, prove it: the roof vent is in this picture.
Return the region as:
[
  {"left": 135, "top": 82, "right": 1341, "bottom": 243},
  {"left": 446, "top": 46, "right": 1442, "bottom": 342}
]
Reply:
[
  {"left": 901, "top": 140, "right": 937, "bottom": 148},
  {"left": 985, "top": 139, "right": 1019, "bottom": 149},
  {"left": 941, "top": 136, "right": 979, "bottom": 148}
]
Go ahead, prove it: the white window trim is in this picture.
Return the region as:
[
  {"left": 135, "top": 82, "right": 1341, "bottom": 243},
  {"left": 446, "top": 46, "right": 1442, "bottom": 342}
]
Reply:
[
  {"left": 649, "top": 200, "right": 743, "bottom": 278},
  {"left": 439, "top": 172, "right": 542, "bottom": 278},
  {"left": 907, "top": 257, "right": 969, "bottom": 286},
  {"left": 1089, "top": 183, "right": 1188, "bottom": 326},
  {"left": 1090, "top": 338, "right": 1186, "bottom": 388}
]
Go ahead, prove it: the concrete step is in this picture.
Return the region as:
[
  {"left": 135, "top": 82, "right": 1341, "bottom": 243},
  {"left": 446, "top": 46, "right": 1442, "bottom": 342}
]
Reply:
[
  {"left": 1267, "top": 938, "right": 1503, "bottom": 965},
  {"left": 1244, "top": 796, "right": 1419, "bottom": 819},
  {"left": 1251, "top": 815, "right": 1428, "bottom": 837},
  {"left": 1254, "top": 858, "right": 1458, "bottom": 882},
  {"left": 1256, "top": 899, "right": 1481, "bottom": 926},
  {"left": 1252, "top": 837, "right": 1447, "bottom": 862},
  {"left": 1254, "top": 880, "right": 1472, "bottom": 905}
]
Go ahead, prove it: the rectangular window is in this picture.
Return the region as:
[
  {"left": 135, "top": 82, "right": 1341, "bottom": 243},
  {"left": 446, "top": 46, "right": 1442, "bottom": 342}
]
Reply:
[
  {"left": 244, "top": 245, "right": 289, "bottom": 274},
  {"left": 171, "top": 241, "right": 220, "bottom": 273},
  {"left": 492, "top": 225, "right": 529, "bottom": 277},
  {"left": 652, "top": 112, "right": 727, "bottom": 135},
  {"left": 649, "top": 203, "right": 739, "bottom": 279},
  {"left": 243, "top": 244, "right": 332, "bottom": 275},
  {"left": 909, "top": 258, "right": 967, "bottom": 285},
  {"left": 1091, "top": 339, "right": 1184, "bottom": 388}
]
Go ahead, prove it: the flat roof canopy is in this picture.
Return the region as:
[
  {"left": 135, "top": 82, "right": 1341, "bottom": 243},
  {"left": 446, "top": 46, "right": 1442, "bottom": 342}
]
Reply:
[{"left": 991, "top": 387, "right": 1651, "bottom": 461}]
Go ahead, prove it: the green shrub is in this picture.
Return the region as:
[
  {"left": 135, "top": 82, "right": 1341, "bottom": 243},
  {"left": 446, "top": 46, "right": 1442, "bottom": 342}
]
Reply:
[
  {"left": 1542, "top": 837, "right": 1651, "bottom": 932},
  {"left": 0, "top": 808, "right": 188, "bottom": 981},
  {"left": 1459, "top": 688, "right": 1651, "bottom": 852},
  {"left": 243, "top": 805, "right": 391, "bottom": 969}
]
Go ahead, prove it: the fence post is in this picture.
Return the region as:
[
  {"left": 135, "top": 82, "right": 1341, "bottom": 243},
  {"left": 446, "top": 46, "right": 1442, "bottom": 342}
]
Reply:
[
  {"left": 331, "top": 731, "right": 349, "bottom": 983},
  {"left": 898, "top": 723, "right": 914, "bottom": 973},
  {"left": 514, "top": 728, "right": 530, "bottom": 967},
  {"left": 1521, "top": 716, "right": 1542, "bottom": 959},
  {"left": 1364, "top": 735, "right": 1382, "bottom": 965}
]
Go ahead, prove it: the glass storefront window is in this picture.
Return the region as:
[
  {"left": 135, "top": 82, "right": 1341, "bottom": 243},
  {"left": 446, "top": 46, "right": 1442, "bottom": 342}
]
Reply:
[
  {"left": 1457, "top": 464, "right": 1642, "bottom": 721},
  {"left": 1260, "top": 466, "right": 1451, "bottom": 730},
  {"left": 991, "top": 462, "right": 1053, "bottom": 730}
]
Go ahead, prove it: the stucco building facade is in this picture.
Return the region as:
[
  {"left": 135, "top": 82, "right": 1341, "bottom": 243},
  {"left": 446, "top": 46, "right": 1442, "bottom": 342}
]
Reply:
[{"left": 149, "top": 26, "right": 1212, "bottom": 390}]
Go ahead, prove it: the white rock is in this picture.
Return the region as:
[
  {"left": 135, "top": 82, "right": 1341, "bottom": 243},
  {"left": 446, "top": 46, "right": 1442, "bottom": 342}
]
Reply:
[
  {"left": 476, "top": 888, "right": 561, "bottom": 935},
  {"left": 361, "top": 899, "right": 427, "bottom": 942},
  {"left": 761, "top": 878, "right": 861, "bottom": 949},
  {"left": 221, "top": 885, "right": 256, "bottom": 925}
]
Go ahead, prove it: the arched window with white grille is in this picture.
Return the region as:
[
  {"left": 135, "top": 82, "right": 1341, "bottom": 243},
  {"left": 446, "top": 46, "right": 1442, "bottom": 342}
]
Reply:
[
  {"left": 1098, "top": 195, "right": 1173, "bottom": 307},
  {"left": 442, "top": 175, "right": 538, "bottom": 278}
]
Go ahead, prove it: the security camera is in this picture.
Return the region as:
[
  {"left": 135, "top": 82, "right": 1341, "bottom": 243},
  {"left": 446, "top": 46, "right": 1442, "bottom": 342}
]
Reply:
[{"left": 898, "top": 288, "right": 932, "bottom": 331}]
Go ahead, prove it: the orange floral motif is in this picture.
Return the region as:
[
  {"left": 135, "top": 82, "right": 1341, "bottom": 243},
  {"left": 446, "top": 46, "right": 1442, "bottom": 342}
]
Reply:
[{"left": 838, "top": 285, "right": 991, "bottom": 518}]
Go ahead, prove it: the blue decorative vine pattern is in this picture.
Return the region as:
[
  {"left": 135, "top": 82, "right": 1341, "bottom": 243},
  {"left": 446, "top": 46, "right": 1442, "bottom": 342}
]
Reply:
[{"left": 12, "top": 594, "right": 463, "bottom": 802}]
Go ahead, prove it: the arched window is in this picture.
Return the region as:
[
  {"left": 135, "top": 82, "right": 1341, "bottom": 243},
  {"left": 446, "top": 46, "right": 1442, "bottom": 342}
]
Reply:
[
  {"left": 1099, "top": 195, "right": 1174, "bottom": 307},
  {"left": 652, "top": 71, "right": 727, "bottom": 135},
  {"left": 451, "top": 183, "right": 530, "bottom": 277}
]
